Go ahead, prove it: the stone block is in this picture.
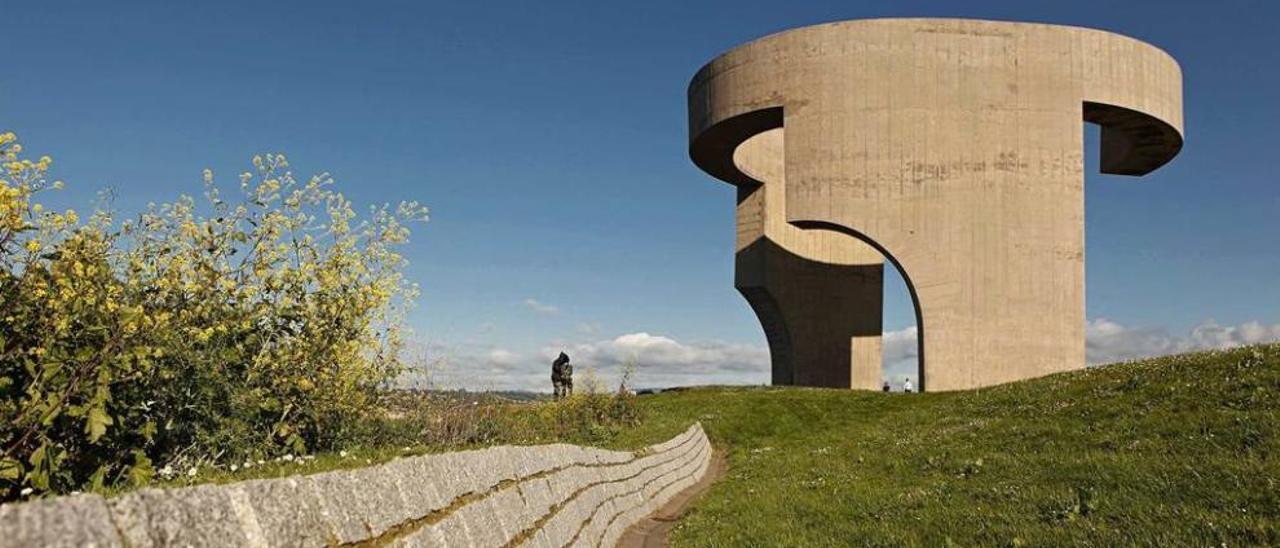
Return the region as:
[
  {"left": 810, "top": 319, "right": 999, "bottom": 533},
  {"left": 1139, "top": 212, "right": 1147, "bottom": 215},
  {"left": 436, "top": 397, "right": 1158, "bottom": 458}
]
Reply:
[
  {"left": 381, "top": 455, "right": 449, "bottom": 517},
  {"left": 232, "top": 476, "right": 330, "bottom": 547},
  {"left": 309, "top": 463, "right": 412, "bottom": 544},
  {"left": 420, "top": 450, "right": 481, "bottom": 503},
  {"left": 435, "top": 510, "right": 474, "bottom": 547},
  {"left": 519, "top": 476, "right": 554, "bottom": 514},
  {"left": 108, "top": 484, "right": 254, "bottom": 547},
  {"left": 0, "top": 494, "right": 121, "bottom": 548},
  {"left": 453, "top": 501, "right": 507, "bottom": 547},
  {"left": 394, "top": 522, "right": 447, "bottom": 548}
]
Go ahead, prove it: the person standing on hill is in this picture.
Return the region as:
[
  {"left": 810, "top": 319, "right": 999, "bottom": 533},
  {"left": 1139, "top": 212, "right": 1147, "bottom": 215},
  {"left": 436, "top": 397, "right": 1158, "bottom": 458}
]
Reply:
[
  {"left": 551, "top": 352, "right": 574, "bottom": 399},
  {"left": 903, "top": 378, "right": 914, "bottom": 393}
]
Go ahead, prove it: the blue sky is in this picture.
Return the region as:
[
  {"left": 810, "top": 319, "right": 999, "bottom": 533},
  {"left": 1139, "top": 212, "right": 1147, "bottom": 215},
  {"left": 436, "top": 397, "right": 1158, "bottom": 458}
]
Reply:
[{"left": 2, "top": 0, "right": 1277, "bottom": 390}]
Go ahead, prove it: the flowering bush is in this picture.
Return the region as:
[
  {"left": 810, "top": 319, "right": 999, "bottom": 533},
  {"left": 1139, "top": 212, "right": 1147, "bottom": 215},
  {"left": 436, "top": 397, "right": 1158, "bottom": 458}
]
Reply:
[{"left": 0, "top": 132, "right": 426, "bottom": 500}]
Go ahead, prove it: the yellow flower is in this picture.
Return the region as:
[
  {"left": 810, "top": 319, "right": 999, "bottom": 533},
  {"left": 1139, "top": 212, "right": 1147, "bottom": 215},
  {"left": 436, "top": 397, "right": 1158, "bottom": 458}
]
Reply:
[{"left": 25, "top": 240, "right": 40, "bottom": 253}]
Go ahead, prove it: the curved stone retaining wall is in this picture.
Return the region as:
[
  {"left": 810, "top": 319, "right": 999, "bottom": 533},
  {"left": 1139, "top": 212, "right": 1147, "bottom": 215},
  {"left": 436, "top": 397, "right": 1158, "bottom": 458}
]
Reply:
[{"left": 0, "top": 423, "right": 712, "bottom": 547}]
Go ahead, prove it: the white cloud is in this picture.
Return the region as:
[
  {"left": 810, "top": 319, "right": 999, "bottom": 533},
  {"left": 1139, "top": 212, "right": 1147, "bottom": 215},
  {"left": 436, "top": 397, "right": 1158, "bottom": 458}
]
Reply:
[
  {"left": 408, "top": 332, "right": 771, "bottom": 392},
  {"left": 522, "top": 298, "right": 560, "bottom": 315},
  {"left": 882, "top": 326, "right": 919, "bottom": 383},
  {"left": 401, "top": 340, "right": 549, "bottom": 392},
  {"left": 1086, "top": 318, "right": 1280, "bottom": 364},
  {"left": 486, "top": 349, "right": 520, "bottom": 368},
  {"left": 880, "top": 318, "right": 1280, "bottom": 378},
  {"left": 404, "top": 318, "right": 1280, "bottom": 393},
  {"left": 548, "top": 332, "right": 770, "bottom": 389}
]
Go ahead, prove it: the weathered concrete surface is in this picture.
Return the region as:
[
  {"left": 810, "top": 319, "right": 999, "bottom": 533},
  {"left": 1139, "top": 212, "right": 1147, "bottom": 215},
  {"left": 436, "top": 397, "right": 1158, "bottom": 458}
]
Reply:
[
  {"left": 735, "top": 128, "right": 886, "bottom": 389},
  {"left": 690, "top": 18, "right": 1184, "bottom": 391},
  {"left": 0, "top": 424, "right": 713, "bottom": 548}
]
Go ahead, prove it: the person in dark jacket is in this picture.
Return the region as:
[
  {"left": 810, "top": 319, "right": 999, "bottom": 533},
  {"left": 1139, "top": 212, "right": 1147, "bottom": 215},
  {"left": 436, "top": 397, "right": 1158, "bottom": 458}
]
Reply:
[{"left": 551, "top": 352, "right": 574, "bottom": 399}]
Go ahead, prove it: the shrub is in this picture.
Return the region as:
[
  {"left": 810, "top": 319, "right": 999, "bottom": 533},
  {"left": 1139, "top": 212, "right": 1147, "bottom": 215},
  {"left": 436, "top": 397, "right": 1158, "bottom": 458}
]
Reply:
[
  {"left": 0, "top": 132, "right": 427, "bottom": 500},
  {"left": 350, "top": 387, "right": 644, "bottom": 451}
]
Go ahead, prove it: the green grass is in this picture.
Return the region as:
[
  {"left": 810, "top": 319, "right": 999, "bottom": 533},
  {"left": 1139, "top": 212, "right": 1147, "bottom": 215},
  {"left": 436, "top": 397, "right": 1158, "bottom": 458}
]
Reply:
[
  {"left": 90, "top": 345, "right": 1279, "bottom": 545},
  {"left": 608, "top": 344, "right": 1280, "bottom": 546}
]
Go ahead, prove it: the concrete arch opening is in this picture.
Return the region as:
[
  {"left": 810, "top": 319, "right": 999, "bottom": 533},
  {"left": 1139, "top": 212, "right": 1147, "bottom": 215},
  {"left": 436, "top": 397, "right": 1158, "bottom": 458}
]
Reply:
[
  {"left": 884, "top": 263, "right": 922, "bottom": 392},
  {"left": 791, "top": 222, "right": 926, "bottom": 392}
]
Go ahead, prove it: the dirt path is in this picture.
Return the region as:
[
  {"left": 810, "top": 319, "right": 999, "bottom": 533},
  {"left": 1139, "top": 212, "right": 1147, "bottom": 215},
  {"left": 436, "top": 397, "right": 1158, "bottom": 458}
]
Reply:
[{"left": 616, "top": 450, "right": 728, "bottom": 548}]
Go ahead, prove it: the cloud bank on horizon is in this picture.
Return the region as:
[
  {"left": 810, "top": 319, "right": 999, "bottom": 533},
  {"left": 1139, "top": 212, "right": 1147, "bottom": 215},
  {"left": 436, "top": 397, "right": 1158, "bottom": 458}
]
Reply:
[
  {"left": 1085, "top": 318, "right": 1280, "bottom": 364},
  {"left": 413, "top": 318, "right": 1280, "bottom": 392}
]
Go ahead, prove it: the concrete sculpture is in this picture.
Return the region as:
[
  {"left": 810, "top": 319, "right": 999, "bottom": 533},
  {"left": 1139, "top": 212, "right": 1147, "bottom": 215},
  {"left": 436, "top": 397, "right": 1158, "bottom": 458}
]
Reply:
[{"left": 688, "top": 18, "right": 1184, "bottom": 391}]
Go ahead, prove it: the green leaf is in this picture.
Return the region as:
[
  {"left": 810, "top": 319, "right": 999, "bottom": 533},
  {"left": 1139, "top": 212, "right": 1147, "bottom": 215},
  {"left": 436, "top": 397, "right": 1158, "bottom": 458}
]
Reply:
[
  {"left": 126, "top": 451, "right": 154, "bottom": 487},
  {"left": 286, "top": 433, "right": 306, "bottom": 454},
  {"left": 65, "top": 403, "right": 87, "bottom": 418},
  {"left": 139, "top": 420, "right": 157, "bottom": 443},
  {"left": 27, "top": 443, "right": 49, "bottom": 490},
  {"left": 28, "top": 443, "right": 46, "bottom": 468},
  {"left": 86, "top": 407, "right": 114, "bottom": 442},
  {"left": 0, "top": 458, "right": 22, "bottom": 480},
  {"left": 88, "top": 465, "right": 108, "bottom": 491}
]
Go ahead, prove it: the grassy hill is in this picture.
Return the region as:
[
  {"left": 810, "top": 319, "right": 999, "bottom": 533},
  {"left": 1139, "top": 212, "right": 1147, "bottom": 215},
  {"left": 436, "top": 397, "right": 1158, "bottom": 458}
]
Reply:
[
  {"left": 63, "top": 344, "right": 1279, "bottom": 545},
  {"left": 609, "top": 344, "right": 1280, "bottom": 546}
]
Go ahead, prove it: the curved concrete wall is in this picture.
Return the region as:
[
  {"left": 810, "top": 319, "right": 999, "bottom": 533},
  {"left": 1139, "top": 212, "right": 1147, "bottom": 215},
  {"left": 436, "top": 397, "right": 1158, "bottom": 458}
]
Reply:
[
  {"left": 689, "top": 18, "right": 1184, "bottom": 391},
  {"left": 734, "top": 128, "right": 886, "bottom": 389},
  {"left": 0, "top": 423, "right": 712, "bottom": 547}
]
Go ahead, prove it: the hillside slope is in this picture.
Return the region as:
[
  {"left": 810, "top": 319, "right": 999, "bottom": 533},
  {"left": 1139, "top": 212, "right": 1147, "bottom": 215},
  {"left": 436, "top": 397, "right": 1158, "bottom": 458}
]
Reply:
[{"left": 612, "top": 344, "right": 1280, "bottom": 546}]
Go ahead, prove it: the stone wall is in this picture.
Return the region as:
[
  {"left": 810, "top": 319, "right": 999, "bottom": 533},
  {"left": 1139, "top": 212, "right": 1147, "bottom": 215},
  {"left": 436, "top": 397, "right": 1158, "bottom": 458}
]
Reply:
[{"left": 0, "top": 423, "right": 712, "bottom": 547}]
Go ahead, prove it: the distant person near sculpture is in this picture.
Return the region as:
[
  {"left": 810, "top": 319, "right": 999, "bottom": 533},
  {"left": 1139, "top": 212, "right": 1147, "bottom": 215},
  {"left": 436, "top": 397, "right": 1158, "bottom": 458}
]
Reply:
[
  {"left": 552, "top": 352, "right": 574, "bottom": 399},
  {"left": 903, "top": 378, "right": 914, "bottom": 394},
  {"left": 882, "top": 381, "right": 891, "bottom": 393}
]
